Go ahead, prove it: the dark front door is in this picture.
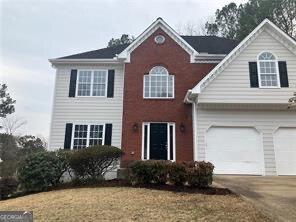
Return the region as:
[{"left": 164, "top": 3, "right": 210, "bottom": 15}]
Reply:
[{"left": 149, "top": 123, "right": 168, "bottom": 160}]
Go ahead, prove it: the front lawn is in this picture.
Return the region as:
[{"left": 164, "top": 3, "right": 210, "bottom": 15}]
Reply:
[{"left": 0, "top": 187, "right": 271, "bottom": 221}]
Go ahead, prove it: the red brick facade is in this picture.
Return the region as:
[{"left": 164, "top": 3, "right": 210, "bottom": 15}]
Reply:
[{"left": 121, "top": 28, "right": 216, "bottom": 165}]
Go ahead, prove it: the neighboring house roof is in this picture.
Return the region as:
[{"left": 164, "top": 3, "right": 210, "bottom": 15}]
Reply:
[
  {"left": 184, "top": 18, "right": 296, "bottom": 103},
  {"left": 56, "top": 36, "right": 237, "bottom": 60}
]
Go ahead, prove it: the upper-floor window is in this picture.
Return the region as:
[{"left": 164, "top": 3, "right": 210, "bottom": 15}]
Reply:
[
  {"left": 77, "top": 70, "right": 107, "bottom": 96},
  {"left": 257, "top": 52, "right": 280, "bottom": 88},
  {"left": 143, "top": 66, "right": 174, "bottom": 98}
]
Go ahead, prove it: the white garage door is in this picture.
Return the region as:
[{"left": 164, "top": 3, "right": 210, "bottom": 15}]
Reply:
[
  {"left": 274, "top": 128, "right": 296, "bottom": 175},
  {"left": 206, "top": 127, "right": 264, "bottom": 175}
]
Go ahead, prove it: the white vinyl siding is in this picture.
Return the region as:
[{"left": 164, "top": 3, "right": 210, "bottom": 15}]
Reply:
[
  {"left": 49, "top": 64, "right": 124, "bottom": 150},
  {"left": 198, "top": 30, "right": 296, "bottom": 104},
  {"left": 195, "top": 108, "right": 296, "bottom": 175}
]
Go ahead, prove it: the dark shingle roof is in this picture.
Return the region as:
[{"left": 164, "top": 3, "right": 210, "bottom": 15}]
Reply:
[
  {"left": 58, "top": 44, "right": 130, "bottom": 59},
  {"left": 181, "top": 36, "right": 238, "bottom": 54},
  {"left": 58, "top": 36, "right": 238, "bottom": 59}
]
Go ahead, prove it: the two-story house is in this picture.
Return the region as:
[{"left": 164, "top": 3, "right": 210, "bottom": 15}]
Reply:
[{"left": 49, "top": 18, "right": 296, "bottom": 176}]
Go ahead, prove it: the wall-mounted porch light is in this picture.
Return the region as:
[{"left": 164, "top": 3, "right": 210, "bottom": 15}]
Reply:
[
  {"left": 179, "top": 122, "right": 186, "bottom": 132},
  {"left": 132, "top": 123, "right": 139, "bottom": 132},
  {"left": 288, "top": 92, "right": 296, "bottom": 109}
]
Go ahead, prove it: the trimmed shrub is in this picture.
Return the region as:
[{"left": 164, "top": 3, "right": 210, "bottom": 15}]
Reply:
[
  {"left": 185, "top": 161, "right": 214, "bottom": 188},
  {"left": 17, "top": 151, "right": 65, "bottom": 192},
  {"left": 68, "top": 145, "right": 123, "bottom": 180},
  {"left": 150, "top": 160, "right": 169, "bottom": 184},
  {"left": 0, "top": 160, "right": 18, "bottom": 178},
  {"left": 0, "top": 177, "right": 18, "bottom": 200},
  {"left": 128, "top": 160, "right": 214, "bottom": 188},
  {"left": 55, "top": 149, "right": 73, "bottom": 180},
  {"left": 167, "top": 162, "right": 187, "bottom": 186},
  {"left": 128, "top": 161, "right": 153, "bottom": 185},
  {"left": 128, "top": 160, "right": 169, "bottom": 185}
]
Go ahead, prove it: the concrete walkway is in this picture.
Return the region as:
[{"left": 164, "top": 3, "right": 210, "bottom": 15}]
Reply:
[{"left": 215, "top": 176, "right": 296, "bottom": 222}]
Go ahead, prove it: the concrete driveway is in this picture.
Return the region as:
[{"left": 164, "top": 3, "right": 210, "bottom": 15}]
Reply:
[{"left": 215, "top": 176, "right": 296, "bottom": 222}]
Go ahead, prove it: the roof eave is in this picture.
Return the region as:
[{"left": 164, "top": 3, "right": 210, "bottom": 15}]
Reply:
[{"left": 49, "top": 58, "right": 122, "bottom": 66}]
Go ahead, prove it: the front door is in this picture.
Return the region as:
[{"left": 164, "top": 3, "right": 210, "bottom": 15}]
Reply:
[
  {"left": 142, "top": 122, "right": 175, "bottom": 161},
  {"left": 150, "top": 123, "right": 168, "bottom": 160}
]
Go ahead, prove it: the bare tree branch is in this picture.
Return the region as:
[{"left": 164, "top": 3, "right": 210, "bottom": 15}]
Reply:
[{"left": 1, "top": 116, "right": 27, "bottom": 135}]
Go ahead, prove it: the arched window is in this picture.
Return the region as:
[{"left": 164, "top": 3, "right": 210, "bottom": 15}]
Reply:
[
  {"left": 257, "top": 52, "right": 280, "bottom": 87},
  {"left": 149, "top": 66, "right": 168, "bottom": 75},
  {"left": 144, "top": 66, "right": 174, "bottom": 98}
]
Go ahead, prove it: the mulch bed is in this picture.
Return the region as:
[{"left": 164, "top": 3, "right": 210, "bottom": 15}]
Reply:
[
  {"left": 3, "top": 179, "right": 233, "bottom": 201},
  {"left": 57, "top": 179, "right": 233, "bottom": 195}
]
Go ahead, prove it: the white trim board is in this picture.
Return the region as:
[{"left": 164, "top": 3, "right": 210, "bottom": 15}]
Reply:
[{"left": 185, "top": 19, "right": 296, "bottom": 102}]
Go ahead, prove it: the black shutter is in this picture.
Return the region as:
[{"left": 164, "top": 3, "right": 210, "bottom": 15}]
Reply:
[
  {"left": 64, "top": 123, "right": 73, "bottom": 149},
  {"left": 107, "top": 70, "right": 115, "bottom": 98},
  {"left": 69, "top": 70, "right": 77, "bottom": 97},
  {"left": 278, "top": 61, "right": 289, "bottom": 87},
  {"left": 104, "top": 124, "right": 112, "bottom": 146},
  {"left": 249, "top": 62, "right": 259, "bottom": 88}
]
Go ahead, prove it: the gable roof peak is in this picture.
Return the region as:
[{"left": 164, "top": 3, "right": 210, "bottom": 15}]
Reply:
[{"left": 117, "top": 18, "right": 198, "bottom": 63}]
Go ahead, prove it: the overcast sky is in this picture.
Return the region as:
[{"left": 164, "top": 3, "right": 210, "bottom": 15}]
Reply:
[{"left": 0, "top": 0, "right": 247, "bottom": 140}]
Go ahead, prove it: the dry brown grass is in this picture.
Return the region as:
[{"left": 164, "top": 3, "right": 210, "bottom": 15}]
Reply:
[{"left": 0, "top": 187, "right": 271, "bottom": 222}]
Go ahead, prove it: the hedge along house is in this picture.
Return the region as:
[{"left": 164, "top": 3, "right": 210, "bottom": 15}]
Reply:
[{"left": 49, "top": 18, "right": 296, "bottom": 176}]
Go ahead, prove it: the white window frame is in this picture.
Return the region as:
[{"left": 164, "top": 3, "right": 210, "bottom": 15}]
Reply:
[
  {"left": 76, "top": 69, "right": 108, "bottom": 97},
  {"left": 257, "top": 51, "right": 281, "bottom": 89},
  {"left": 71, "top": 123, "right": 106, "bottom": 149},
  {"left": 141, "top": 122, "right": 176, "bottom": 161},
  {"left": 143, "top": 66, "right": 175, "bottom": 99}
]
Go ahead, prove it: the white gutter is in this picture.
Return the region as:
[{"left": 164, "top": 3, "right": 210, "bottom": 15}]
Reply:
[
  {"left": 49, "top": 58, "right": 122, "bottom": 66},
  {"left": 184, "top": 89, "right": 198, "bottom": 104}
]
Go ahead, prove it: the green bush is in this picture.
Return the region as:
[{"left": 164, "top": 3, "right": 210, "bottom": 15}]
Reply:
[
  {"left": 17, "top": 151, "right": 65, "bottom": 192},
  {"left": 185, "top": 161, "right": 214, "bottom": 188},
  {"left": 167, "top": 162, "right": 187, "bottom": 186},
  {"left": 0, "top": 177, "right": 18, "bottom": 200},
  {"left": 150, "top": 160, "right": 169, "bottom": 184},
  {"left": 128, "top": 160, "right": 214, "bottom": 188},
  {"left": 68, "top": 145, "right": 123, "bottom": 180},
  {"left": 128, "top": 160, "right": 169, "bottom": 185},
  {"left": 55, "top": 149, "right": 73, "bottom": 180},
  {"left": 0, "top": 160, "right": 18, "bottom": 178},
  {"left": 128, "top": 161, "right": 153, "bottom": 185}
]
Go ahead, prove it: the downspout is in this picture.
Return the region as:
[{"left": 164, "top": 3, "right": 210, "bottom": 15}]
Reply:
[{"left": 184, "top": 90, "right": 199, "bottom": 161}]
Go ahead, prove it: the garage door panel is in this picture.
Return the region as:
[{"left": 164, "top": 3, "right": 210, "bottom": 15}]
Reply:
[
  {"left": 206, "top": 150, "right": 259, "bottom": 162},
  {"left": 212, "top": 161, "right": 262, "bottom": 175},
  {"left": 274, "top": 128, "right": 296, "bottom": 175},
  {"left": 206, "top": 127, "right": 264, "bottom": 175}
]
